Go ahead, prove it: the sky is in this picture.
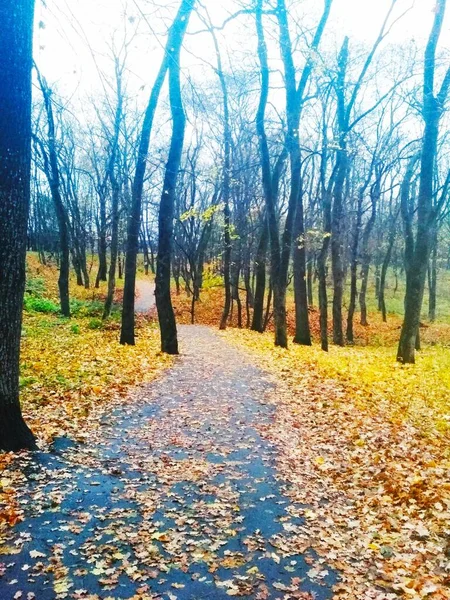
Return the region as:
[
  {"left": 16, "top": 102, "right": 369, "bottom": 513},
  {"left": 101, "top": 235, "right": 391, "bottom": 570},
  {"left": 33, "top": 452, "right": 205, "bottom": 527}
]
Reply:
[{"left": 33, "top": 0, "right": 450, "bottom": 107}]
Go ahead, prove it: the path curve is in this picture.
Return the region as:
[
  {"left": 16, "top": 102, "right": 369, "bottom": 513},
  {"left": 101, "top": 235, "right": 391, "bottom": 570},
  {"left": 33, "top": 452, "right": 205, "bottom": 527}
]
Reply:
[
  {"left": 0, "top": 326, "right": 336, "bottom": 599},
  {"left": 135, "top": 279, "right": 156, "bottom": 314}
]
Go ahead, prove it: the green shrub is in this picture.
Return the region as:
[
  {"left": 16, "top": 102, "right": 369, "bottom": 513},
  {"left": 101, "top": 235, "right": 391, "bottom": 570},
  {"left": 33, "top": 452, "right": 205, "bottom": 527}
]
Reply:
[
  {"left": 70, "top": 299, "right": 105, "bottom": 317},
  {"left": 25, "top": 277, "right": 46, "bottom": 297},
  {"left": 24, "top": 296, "right": 59, "bottom": 314},
  {"left": 70, "top": 323, "right": 81, "bottom": 334},
  {"left": 87, "top": 318, "right": 103, "bottom": 330}
]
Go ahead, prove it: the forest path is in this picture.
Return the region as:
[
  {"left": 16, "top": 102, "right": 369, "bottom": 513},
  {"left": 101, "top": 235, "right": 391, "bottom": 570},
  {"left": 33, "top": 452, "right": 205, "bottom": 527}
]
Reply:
[
  {"left": 1, "top": 326, "right": 336, "bottom": 599},
  {"left": 135, "top": 279, "right": 156, "bottom": 314}
]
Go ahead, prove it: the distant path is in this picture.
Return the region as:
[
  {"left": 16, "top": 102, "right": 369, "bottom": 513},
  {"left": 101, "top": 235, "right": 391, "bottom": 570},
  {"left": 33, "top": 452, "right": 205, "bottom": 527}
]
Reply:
[
  {"left": 0, "top": 326, "right": 337, "bottom": 599},
  {"left": 135, "top": 278, "right": 155, "bottom": 314}
]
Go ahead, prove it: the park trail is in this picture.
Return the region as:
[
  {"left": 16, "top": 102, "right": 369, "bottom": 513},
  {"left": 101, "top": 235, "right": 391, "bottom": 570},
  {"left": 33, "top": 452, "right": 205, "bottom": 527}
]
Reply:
[
  {"left": 135, "top": 280, "right": 156, "bottom": 315},
  {"left": 0, "top": 283, "right": 337, "bottom": 599}
]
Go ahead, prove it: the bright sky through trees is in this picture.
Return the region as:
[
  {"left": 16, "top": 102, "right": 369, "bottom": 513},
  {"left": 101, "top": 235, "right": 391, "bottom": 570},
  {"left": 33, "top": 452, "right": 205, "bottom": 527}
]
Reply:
[{"left": 35, "top": 0, "right": 450, "bottom": 101}]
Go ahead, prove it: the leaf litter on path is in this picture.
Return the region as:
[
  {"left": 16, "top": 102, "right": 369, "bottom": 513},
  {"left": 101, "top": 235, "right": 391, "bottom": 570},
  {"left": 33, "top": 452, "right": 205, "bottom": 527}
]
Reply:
[{"left": 1, "top": 325, "right": 337, "bottom": 600}]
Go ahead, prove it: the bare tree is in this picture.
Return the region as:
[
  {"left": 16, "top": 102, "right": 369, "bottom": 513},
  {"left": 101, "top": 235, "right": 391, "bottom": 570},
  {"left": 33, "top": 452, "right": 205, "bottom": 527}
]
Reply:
[{"left": 397, "top": 0, "right": 450, "bottom": 363}]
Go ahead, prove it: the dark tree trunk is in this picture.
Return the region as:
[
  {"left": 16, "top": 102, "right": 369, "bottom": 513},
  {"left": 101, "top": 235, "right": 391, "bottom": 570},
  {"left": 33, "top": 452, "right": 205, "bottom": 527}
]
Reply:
[
  {"left": 73, "top": 253, "right": 83, "bottom": 286},
  {"left": 103, "top": 178, "right": 120, "bottom": 319},
  {"left": 293, "top": 177, "right": 311, "bottom": 345},
  {"left": 307, "top": 255, "right": 314, "bottom": 307},
  {"left": 210, "top": 32, "right": 232, "bottom": 331},
  {"left": 219, "top": 200, "right": 232, "bottom": 329},
  {"left": 141, "top": 231, "right": 150, "bottom": 275},
  {"left": 96, "top": 200, "right": 108, "bottom": 287},
  {"left": 118, "top": 250, "right": 123, "bottom": 279},
  {"left": 251, "top": 216, "right": 268, "bottom": 332},
  {"left": 0, "top": 0, "right": 37, "bottom": 451},
  {"left": 331, "top": 151, "right": 347, "bottom": 346},
  {"left": 121, "top": 0, "right": 192, "bottom": 345},
  {"left": 398, "top": 0, "right": 449, "bottom": 362},
  {"left": 379, "top": 214, "right": 397, "bottom": 322},
  {"left": 155, "top": 0, "right": 194, "bottom": 354},
  {"left": 346, "top": 191, "right": 363, "bottom": 343},
  {"left": 318, "top": 105, "right": 333, "bottom": 352},
  {"left": 359, "top": 182, "right": 378, "bottom": 326},
  {"left": 35, "top": 72, "right": 70, "bottom": 318},
  {"left": 428, "top": 226, "right": 438, "bottom": 321},
  {"left": 264, "top": 280, "right": 273, "bottom": 332},
  {"left": 256, "top": 0, "right": 331, "bottom": 348}
]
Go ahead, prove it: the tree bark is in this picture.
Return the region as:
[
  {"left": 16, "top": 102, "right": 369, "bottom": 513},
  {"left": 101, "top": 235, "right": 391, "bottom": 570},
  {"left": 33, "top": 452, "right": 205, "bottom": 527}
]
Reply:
[
  {"left": 35, "top": 72, "right": 70, "bottom": 318},
  {"left": 428, "top": 226, "right": 438, "bottom": 322},
  {"left": 121, "top": 0, "right": 192, "bottom": 345},
  {"left": 251, "top": 215, "right": 268, "bottom": 332},
  {"left": 398, "top": 0, "right": 449, "bottom": 362},
  {"left": 359, "top": 177, "right": 379, "bottom": 326},
  {"left": 0, "top": 0, "right": 37, "bottom": 451},
  {"left": 379, "top": 212, "right": 398, "bottom": 322},
  {"left": 155, "top": 0, "right": 194, "bottom": 354}
]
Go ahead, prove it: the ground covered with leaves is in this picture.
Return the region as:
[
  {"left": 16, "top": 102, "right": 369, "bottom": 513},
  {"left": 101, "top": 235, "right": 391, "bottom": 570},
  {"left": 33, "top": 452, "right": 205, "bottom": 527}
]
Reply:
[
  {"left": 1, "top": 257, "right": 171, "bottom": 534},
  {"left": 2, "top": 259, "right": 450, "bottom": 598},
  {"left": 224, "top": 329, "right": 450, "bottom": 599},
  {"left": 1, "top": 326, "right": 336, "bottom": 600}
]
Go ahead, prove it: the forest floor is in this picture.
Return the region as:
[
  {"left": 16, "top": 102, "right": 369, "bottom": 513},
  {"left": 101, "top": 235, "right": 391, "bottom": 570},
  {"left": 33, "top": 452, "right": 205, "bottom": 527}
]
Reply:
[
  {"left": 0, "top": 326, "right": 338, "bottom": 600},
  {"left": 1, "top": 259, "right": 450, "bottom": 599}
]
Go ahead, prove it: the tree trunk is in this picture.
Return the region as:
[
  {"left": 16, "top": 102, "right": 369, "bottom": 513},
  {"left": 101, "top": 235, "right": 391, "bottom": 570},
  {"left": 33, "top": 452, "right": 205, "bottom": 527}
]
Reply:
[
  {"left": 0, "top": 0, "right": 37, "bottom": 451},
  {"left": 379, "top": 215, "right": 397, "bottom": 322},
  {"left": 307, "top": 255, "right": 314, "bottom": 307},
  {"left": 155, "top": 0, "right": 194, "bottom": 354},
  {"left": 251, "top": 216, "right": 268, "bottom": 332},
  {"left": 95, "top": 200, "right": 108, "bottom": 287},
  {"left": 346, "top": 192, "right": 363, "bottom": 343},
  {"left": 121, "top": 1, "right": 192, "bottom": 345},
  {"left": 35, "top": 72, "right": 70, "bottom": 318},
  {"left": 103, "top": 180, "right": 120, "bottom": 319},
  {"left": 428, "top": 227, "right": 437, "bottom": 321},
  {"left": 293, "top": 175, "right": 311, "bottom": 345},
  {"left": 398, "top": 0, "right": 449, "bottom": 362},
  {"left": 331, "top": 147, "right": 347, "bottom": 346}
]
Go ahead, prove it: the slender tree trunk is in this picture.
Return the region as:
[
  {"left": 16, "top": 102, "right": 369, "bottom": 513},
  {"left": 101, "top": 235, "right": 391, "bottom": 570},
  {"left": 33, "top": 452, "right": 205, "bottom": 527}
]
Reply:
[
  {"left": 359, "top": 183, "right": 378, "bottom": 326},
  {"left": 428, "top": 227, "right": 438, "bottom": 321},
  {"left": 346, "top": 193, "right": 363, "bottom": 342},
  {"left": 293, "top": 176, "right": 311, "bottom": 345},
  {"left": 379, "top": 217, "right": 397, "bottom": 322},
  {"left": 103, "top": 181, "right": 120, "bottom": 319},
  {"left": 35, "top": 72, "right": 70, "bottom": 317},
  {"left": 96, "top": 200, "right": 108, "bottom": 287},
  {"left": 398, "top": 0, "right": 449, "bottom": 362},
  {"left": 155, "top": 1, "right": 194, "bottom": 354},
  {"left": 331, "top": 147, "right": 347, "bottom": 346},
  {"left": 0, "top": 0, "right": 37, "bottom": 451},
  {"left": 307, "top": 255, "right": 314, "bottom": 306},
  {"left": 121, "top": 1, "right": 191, "bottom": 345},
  {"left": 251, "top": 216, "right": 268, "bottom": 332},
  {"left": 264, "top": 280, "right": 273, "bottom": 332}
]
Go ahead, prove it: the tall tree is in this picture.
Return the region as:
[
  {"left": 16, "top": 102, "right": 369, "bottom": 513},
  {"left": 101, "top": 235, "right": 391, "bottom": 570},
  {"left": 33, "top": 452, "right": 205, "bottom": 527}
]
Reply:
[
  {"left": 276, "top": 0, "right": 332, "bottom": 347},
  {"left": 255, "top": 0, "right": 331, "bottom": 348},
  {"left": 0, "top": 0, "right": 37, "bottom": 451},
  {"left": 397, "top": 0, "right": 450, "bottom": 363},
  {"left": 155, "top": 0, "right": 195, "bottom": 354},
  {"left": 34, "top": 71, "right": 71, "bottom": 317},
  {"left": 121, "top": 0, "right": 193, "bottom": 345}
]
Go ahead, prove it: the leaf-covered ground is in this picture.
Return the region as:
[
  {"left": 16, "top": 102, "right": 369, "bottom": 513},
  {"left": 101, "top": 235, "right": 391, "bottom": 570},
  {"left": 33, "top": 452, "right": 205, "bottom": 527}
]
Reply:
[
  {"left": 223, "top": 329, "right": 450, "bottom": 599},
  {"left": 1, "top": 259, "right": 171, "bottom": 538},
  {"left": 2, "top": 258, "right": 450, "bottom": 598},
  {"left": 0, "top": 326, "right": 337, "bottom": 600}
]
